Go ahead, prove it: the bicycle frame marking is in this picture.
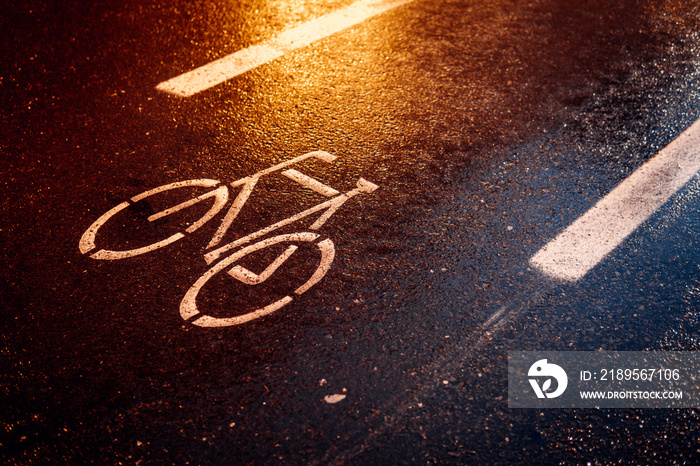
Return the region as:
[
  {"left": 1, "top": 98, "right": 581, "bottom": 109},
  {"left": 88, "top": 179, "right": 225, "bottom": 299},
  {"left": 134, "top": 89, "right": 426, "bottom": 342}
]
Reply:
[
  {"left": 79, "top": 151, "right": 378, "bottom": 327},
  {"left": 206, "top": 150, "right": 339, "bottom": 249},
  {"left": 203, "top": 178, "right": 378, "bottom": 264}
]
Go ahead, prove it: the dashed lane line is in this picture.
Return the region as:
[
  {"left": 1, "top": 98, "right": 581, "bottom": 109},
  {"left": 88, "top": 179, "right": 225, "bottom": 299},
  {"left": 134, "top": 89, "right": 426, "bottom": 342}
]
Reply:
[
  {"left": 156, "top": 0, "right": 414, "bottom": 97},
  {"left": 530, "top": 118, "right": 700, "bottom": 282}
]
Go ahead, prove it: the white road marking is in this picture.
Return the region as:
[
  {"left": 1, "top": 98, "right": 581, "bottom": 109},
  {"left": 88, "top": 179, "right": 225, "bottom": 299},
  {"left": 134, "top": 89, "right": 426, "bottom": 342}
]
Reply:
[
  {"left": 203, "top": 177, "right": 378, "bottom": 264},
  {"left": 80, "top": 151, "right": 378, "bottom": 327},
  {"left": 294, "top": 238, "right": 335, "bottom": 295},
  {"left": 324, "top": 394, "right": 347, "bottom": 404},
  {"left": 207, "top": 151, "right": 337, "bottom": 248},
  {"left": 156, "top": 0, "right": 415, "bottom": 97},
  {"left": 180, "top": 232, "right": 335, "bottom": 327},
  {"left": 228, "top": 245, "right": 299, "bottom": 284},
  {"left": 530, "top": 118, "right": 700, "bottom": 282},
  {"left": 282, "top": 169, "right": 340, "bottom": 197},
  {"left": 483, "top": 305, "right": 507, "bottom": 327},
  {"left": 207, "top": 177, "right": 258, "bottom": 249},
  {"left": 154, "top": 186, "right": 230, "bottom": 234},
  {"left": 79, "top": 179, "right": 227, "bottom": 260}
]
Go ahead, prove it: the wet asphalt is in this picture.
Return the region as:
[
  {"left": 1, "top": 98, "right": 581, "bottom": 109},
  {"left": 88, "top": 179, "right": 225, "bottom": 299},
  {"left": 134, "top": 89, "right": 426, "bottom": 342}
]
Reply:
[{"left": 3, "top": 0, "right": 700, "bottom": 463}]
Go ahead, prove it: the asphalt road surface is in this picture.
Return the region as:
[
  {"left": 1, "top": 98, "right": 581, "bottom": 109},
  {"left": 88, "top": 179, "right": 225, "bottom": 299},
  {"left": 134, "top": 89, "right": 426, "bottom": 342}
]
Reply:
[{"left": 3, "top": 0, "right": 700, "bottom": 463}]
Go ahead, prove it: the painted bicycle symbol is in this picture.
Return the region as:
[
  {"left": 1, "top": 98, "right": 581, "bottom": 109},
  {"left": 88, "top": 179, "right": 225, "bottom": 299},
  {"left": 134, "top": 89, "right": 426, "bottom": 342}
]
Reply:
[{"left": 79, "top": 151, "right": 378, "bottom": 327}]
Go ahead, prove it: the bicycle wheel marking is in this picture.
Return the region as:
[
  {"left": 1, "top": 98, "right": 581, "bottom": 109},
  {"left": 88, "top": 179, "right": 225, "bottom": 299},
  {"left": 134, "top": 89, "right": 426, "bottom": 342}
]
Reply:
[
  {"left": 181, "top": 233, "right": 334, "bottom": 328},
  {"left": 79, "top": 201, "right": 132, "bottom": 255},
  {"left": 191, "top": 297, "right": 294, "bottom": 328},
  {"left": 79, "top": 152, "right": 379, "bottom": 327},
  {"left": 130, "top": 179, "right": 221, "bottom": 202},
  {"left": 294, "top": 238, "right": 335, "bottom": 295},
  {"left": 80, "top": 179, "right": 227, "bottom": 260}
]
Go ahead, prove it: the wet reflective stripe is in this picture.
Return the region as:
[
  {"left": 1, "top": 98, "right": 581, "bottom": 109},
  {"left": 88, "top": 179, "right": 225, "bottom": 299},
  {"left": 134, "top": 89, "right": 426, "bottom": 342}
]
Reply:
[
  {"left": 530, "top": 118, "right": 700, "bottom": 282},
  {"left": 156, "top": 0, "right": 415, "bottom": 97}
]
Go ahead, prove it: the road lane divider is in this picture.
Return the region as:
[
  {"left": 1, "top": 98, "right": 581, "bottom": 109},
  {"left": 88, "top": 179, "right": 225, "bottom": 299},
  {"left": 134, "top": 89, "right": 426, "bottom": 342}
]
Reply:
[
  {"left": 156, "top": 0, "right": 414, "bottom": 97},
  {"left": 530, "top": 118, "right": 700, "bottom": 282}
]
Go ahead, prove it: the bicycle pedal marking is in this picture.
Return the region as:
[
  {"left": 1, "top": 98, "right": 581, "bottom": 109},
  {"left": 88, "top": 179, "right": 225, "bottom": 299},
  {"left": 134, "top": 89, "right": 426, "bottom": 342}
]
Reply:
[
  {"left": 227, "top": 244, "right": 299, "bottom": 285},
  {"left": 79, "top": 151, "right": 379, "bottom": 327}
]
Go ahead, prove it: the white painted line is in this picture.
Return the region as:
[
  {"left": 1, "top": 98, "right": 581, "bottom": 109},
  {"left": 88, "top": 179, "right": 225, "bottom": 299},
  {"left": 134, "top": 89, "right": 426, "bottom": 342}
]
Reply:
[
  {"left": 152, "top": 185, "right": 230, "bottom": 234},
  {"left": 530, "top": 119, "right": 700, "bottom": 282},
  {"left": 207, "top": 151, "right": 337, "bottom": 248},
  {"left": 207, "top": 177, "right": 258, "bottom": 249},
  {"left": 295, "top": 238, "right": 335, "bottom": 295},
  {"left": 282, "top": 169, "right": 340, "bottom": 197},
  {"left": 483, "top": 305, "right": 507, "bottom": 327},
  {"left": 156, "top": 0, "right": 415, "bottom": 97}
]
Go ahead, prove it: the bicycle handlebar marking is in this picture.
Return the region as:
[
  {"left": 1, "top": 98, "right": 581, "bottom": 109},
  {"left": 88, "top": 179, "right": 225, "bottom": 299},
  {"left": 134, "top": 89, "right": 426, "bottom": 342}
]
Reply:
[
  {"left": 79, "top": 152, "right": 378, "bottom": 327},
  {"left": 281, "top": 169, "right": 340, "bottom": 197}
]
